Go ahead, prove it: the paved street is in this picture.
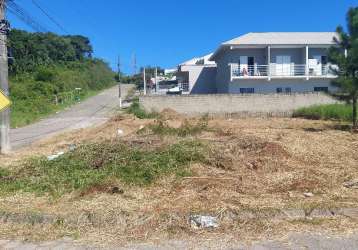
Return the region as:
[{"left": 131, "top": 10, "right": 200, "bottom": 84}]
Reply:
[
  {"left": 10, "top": 85, "right": 132, "bottom": 150},
  {"left": 1, "top": 232, "right": 358, "bottom": 249}
]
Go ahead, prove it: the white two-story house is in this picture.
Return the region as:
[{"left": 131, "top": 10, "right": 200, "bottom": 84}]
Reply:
[{"left": 209, "top": 32, "right": 340, "bottom": 94}]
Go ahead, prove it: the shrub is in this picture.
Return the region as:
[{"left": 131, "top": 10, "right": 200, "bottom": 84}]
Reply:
[
  {"left": 141, "top": 117, "right": 209, "bottom": 137},
  {"left": 35, "top": 68, "right": 57, "bottom": 82},
  {"left": 127, "top": 99, "right": 158, "bottom": 119},
  {"left": 293, "top": 104, "right": 353, "bottom": 121}
]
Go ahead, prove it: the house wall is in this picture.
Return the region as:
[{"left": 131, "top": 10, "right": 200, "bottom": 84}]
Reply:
[
  {"left": 139, "top": 92, "right": 338, "bottom": 117},
  {"left": 270, "top": 48, "right": 305, "bottom": 64},
  {"left": 229, "top": 79, "right": 336, "bottom": 93},
  {"left": 215, "top": 48, "right": 231, "bottom": 93},
  {"left": 179, "top": 64, "right": 217, "bottom": 94}
]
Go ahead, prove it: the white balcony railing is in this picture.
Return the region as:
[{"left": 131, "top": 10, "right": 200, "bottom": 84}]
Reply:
[
  {"left": 232, "top": 64, "right": 269, "bottom": 77},
  {"left": 231, "top": 63, "right": 337, "bottom": 79}
]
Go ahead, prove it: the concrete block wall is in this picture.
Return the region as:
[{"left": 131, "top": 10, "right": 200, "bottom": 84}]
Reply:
[{"left": 139, "top": 93, "right": 338, "bottom": 117}]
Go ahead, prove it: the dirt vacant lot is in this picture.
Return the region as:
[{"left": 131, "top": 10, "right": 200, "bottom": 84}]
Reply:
[{"left": 0, "top": 111, "right": 357, "bottom": 247}]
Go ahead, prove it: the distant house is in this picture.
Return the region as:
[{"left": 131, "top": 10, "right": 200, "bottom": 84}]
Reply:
[
  {"left": 176, "top": 53, "right": 217, "bottom": 94},
  {"left": 210, "top": 32, "right": 340, "bottom": 94}
]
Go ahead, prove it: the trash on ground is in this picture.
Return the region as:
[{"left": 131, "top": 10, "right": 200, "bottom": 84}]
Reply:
[
  {"left": 47, "top": 151, "right": 65, "bottom": 161},
  {"left": 343, "top": 179, "right": 358, "bottom": 189},
  {"left": 189, "top": 215, "right": 219, "bottom": 229},
  {"left": 69, "top": 144, "right": 77, "bottom": 151},
  {"left": 303, "top": 192, "right": 314, "bottom": 198},
  {"left": 117, "top": 129, "right": 124, "bottom": 136}
]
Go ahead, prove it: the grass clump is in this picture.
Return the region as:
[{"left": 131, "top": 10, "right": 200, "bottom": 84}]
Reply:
[
  {"left": 293, "top": 104, "right": 354, "bottom": 121},
  {"left": 127, "top": 98, "right": 159, "bottom": 119},
  {"left": 0, "top": 140, "right": 206, "bottom": 197},
  {"left": 140, "top": 116, "right": 209, "bottom": 137}
]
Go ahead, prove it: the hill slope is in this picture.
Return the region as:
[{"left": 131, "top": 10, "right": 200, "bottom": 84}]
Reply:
[{"left": 7, "top": 29, "right": 116, "bottom": 127}]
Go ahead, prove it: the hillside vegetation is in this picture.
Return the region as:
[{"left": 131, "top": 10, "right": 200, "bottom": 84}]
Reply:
[{"left": 8, "top": 29, "right": 116, "bottom": 127}]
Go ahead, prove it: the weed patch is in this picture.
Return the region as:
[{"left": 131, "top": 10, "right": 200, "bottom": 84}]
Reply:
[
  {"left": 293, "top": 104, "right": 354, "bottom": 122},
  {"left": 127, "top": 99, "right": 159, "bottom": 119},
  {"left": 140, "top": 117, "right": 210, "bottom": 137},
  {"left": 0, "top": 140, "right": 206, "bottom": 197}
]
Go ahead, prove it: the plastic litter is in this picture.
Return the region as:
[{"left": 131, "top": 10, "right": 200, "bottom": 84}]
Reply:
[
  {"left": 189, "top": 215, "right": 219, "bottom": 229},
  {"left": 343, "top": 179, "right": 358, "bottom": 189},
  {"left": 47, "top": 151, "right": 65, "bottom": 161},
  {"left": 69, "top": 144, "right": 77, "bottom": 151},
  {"left": 303, "top": 192, "right": 314, "bottom": 198}
]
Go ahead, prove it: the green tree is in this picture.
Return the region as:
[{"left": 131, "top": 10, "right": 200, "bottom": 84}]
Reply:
[
  {"left": 65, "top": 35, "right": 93, "bottom": 59},
  {"left": 7, "top": 30, "right": 94, "bottom": 75},
  {"left": 329, "top": 7, "right": 358, "bottom": 128}
]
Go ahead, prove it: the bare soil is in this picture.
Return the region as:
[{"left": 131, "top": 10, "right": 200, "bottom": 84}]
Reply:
[{"left": 1, "top": 112, "right": 358, "bottom": 247}]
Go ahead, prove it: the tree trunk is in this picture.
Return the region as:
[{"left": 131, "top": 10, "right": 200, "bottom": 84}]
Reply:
[{"left": 353, "top": 97, "right": 357, "bottom": 129}]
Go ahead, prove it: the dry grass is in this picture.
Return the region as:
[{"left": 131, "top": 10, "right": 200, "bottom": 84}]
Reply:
[
  {"left": 0, "top": 113, "right": 153, "bottom": 167},
  {"left": 1, "top": 110, "right": 358, "bottom": 246}
]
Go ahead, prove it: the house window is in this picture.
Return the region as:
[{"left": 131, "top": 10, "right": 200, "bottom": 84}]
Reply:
[
  {"left": 240, "top": 88, "right": 255, "bottom": 94},
  {"left": 276, "top": 55, "right": 291, "bottom": 76},
  {"left": 314, "top": 87, "right": 329, "bottom": 92},
  {"left": 277, "top": 87, "right": 291, "bottom": 93},
  {"left": 321, "top": 56, "right": 328, "bottom": 65}
]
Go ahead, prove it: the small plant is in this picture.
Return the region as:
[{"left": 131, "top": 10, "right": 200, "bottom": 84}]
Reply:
[
  {"left": 127, "top": 99, "right": 158, "bottom": 119},
  {"left": 140, "top": 116, "right": 209, "bottom": 137}
]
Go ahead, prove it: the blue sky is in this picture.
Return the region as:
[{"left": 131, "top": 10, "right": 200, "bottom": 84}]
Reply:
[{"left": 6, "top": 0, "right": 357, "bottom": 74}]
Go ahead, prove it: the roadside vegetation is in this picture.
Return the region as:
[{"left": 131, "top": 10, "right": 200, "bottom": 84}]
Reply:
[
  {"left": 126, "top": 98, "right": 159, "bottom": 119},
  {"left": 8, "top": 29, "right": 116, "bottom": 128},
  {"left": 139, "top": 116, "right": 210, "bottom": 137},
  {"left": 293, "top": 104, "right": 354, "bottom": 121},
  {"left": 0, "top": 113, "right": 212, "bottom": 197},
  {"left": 0, "top": 139, "right": 205, "bottom": 197}
]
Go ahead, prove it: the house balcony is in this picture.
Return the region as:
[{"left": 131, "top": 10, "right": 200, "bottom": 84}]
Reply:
[{"left": 230, "top": 63, "right": 338, "bottom": 80}]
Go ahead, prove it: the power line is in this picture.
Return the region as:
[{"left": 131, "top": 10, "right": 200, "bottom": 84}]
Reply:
[
  {"left": 5, "top": 0, "right": 48, "bottom": 32},
  {"left": 31, "top": 0, "right": 68, "bottom": 34}
]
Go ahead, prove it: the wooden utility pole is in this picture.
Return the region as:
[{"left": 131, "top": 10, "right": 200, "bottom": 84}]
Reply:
[
  {"left": 143, "top": 68, "right": 146, "bottom": 95},
  {"left": 0, "top": 0, "right": 10, "bottom": 154},
  {"left": 117, "top": 55, "right": 122, "bottom": 108}
]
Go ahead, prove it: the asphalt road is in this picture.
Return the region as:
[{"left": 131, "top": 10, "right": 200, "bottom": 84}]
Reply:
[{"left": 10, "top": 85, "right": 133, "bottom": 150}]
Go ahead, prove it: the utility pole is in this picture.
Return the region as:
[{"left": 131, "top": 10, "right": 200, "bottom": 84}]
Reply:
[
  {"left": 143, "top": 67, "right": 146, "bottom": 95},
  {"left": 131, "top": 53, "right": 137, "bottom": 75},
  {"left": 0, "top": 0, "right": 10, "bottom": 154},
  {"left": 117, "top": 55, "right": 122, "bottom": 108},
  {"left": 155, "top": 67, "right": 158, "bottom": 93}
]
